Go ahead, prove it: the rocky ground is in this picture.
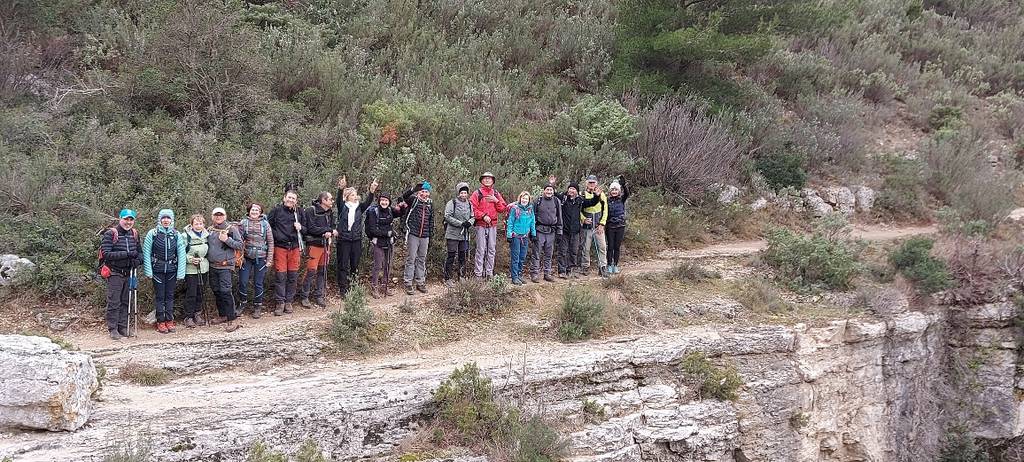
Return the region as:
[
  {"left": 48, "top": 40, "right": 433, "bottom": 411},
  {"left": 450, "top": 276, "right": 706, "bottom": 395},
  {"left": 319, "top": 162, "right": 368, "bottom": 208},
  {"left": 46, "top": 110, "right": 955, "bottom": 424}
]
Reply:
[{"left": 8, "top": 221, "right": 1020, "bottom": 462}]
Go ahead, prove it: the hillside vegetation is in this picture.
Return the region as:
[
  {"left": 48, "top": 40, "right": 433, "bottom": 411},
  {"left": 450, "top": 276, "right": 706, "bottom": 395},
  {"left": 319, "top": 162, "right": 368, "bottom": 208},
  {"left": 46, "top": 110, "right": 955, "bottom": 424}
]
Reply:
[{"left": 1, "top": 0, "right": 1022, "bottom": 301}]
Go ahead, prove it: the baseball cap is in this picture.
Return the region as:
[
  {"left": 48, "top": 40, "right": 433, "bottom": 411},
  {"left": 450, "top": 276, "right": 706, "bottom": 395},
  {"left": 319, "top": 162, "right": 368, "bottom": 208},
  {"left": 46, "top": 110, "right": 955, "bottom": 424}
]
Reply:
[
  {"left": 119, "top": 209, "right": 137, "bottom": 219},
  {"left": 211, "top": 207, "right": 226, "bottom": 215},
  {"left": 586, "top": 175, "right": 598, "bottom": 182}
]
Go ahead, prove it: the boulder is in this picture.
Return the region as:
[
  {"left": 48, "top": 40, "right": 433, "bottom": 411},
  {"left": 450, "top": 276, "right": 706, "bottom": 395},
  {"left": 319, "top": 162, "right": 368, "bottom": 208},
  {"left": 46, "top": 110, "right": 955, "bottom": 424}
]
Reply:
[
  {"left": 822, "top": 187, "right": 856, "bottom": 216},
  {"left": 852, "top": 186, "right": 875, "bottom": 212},
  {"left": 717, "top": 185, "right": 741, "bottom": 205},
  {"left": 804, "top": 195, "right": 834, "bottom": 218},
  {"left": 750, "top": 197, "right": 769, "bottom": 211},
  {"left": 0, "top": 335, "right": 99, "bottom": 431},
  {"left": 0, "top": 255, "right": 35, "bottom": 286}
]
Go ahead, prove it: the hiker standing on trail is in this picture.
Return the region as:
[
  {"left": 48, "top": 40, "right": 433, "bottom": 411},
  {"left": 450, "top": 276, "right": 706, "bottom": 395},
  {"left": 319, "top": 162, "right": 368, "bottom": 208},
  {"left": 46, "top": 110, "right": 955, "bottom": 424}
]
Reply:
[
  {"left": 399, "top": 181, "right": 434, "bottom": 295},
  {"left": 300, "top": 191, "right": 337, "bottom": 309},
  {"left": 365, "top": 191, "right": 400, "bottom": 298},
  {"left": 207, "top": 207, "right": 243, "bottom": 332},
  {"left": 553, "top": 178, "right": 584, "bottom": 279},
  {"left": 443, "top": 182, "right": 475, "bottom": 284},
  {"left": 182, "top": 214, "right": 210, "bottom": 328},
  {"left": 237, "top": 203, "right": 274, "bottom": 319},
  {"left": 142, "top": 209, "right": 186, "bottom": 334},
  {"left": 605, "top": 177, "right": 631, "bottom": 275},
  {"left": 581, "top": 175, "right": 609, "bottom": 278},
  {"left": 470, "top": 172, "right": 507, "bottom": 280},
  {"left": 268, "top": 190, "right": 303, "bottom": 315},
  {"left": 506, "top": 191, "right": 537, "bottom": 286},
  {"left": 336, "top": 176, "right": 378, "bottom": 297},
  {"left": 529, "top": 183, "right": 562, "bottom": 283},
  {"left": 101, "top": 209, "right": 143, "bottom": 340}
]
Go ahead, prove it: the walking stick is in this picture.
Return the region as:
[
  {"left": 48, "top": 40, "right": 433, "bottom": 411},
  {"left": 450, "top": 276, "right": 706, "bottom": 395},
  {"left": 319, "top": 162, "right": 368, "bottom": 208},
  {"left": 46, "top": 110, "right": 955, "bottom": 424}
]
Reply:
[
  {"left": 323, "top": 236, "right": 332, "bottom": 301},
  {"left": 384, "top": 239, "right": 394, "bottom": 297},
  {"left": 128, "top": 268, "right": 139, "bottom": 337},
  {"left": 294, "top": 211, "right": 306, "bottom": 254},
  {"left": 199, "top": 271, "right": 210, "bottom": 327}
]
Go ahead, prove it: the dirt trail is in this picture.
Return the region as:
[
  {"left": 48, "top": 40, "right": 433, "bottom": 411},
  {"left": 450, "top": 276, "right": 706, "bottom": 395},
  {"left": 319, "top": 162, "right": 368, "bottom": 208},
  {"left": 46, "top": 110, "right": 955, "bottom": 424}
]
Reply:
[{"left": 73, "top": 222, "right": 937, "bottom": 352}]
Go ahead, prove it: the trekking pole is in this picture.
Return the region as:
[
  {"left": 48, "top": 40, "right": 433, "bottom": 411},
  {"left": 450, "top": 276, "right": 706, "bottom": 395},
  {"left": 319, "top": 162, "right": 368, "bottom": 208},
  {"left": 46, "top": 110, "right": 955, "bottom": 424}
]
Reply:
[
  {"left": 200, "top": 271, "right": 210, "bottom": 327},
  {"left": 293, "top": 211, "right": 306, "bottom": 254},
  {"left": 323, "top": 236, "right": 332, "bottom": 300},
  {"left": 128, "top": 268, "right": 139, "bottom": 337}
]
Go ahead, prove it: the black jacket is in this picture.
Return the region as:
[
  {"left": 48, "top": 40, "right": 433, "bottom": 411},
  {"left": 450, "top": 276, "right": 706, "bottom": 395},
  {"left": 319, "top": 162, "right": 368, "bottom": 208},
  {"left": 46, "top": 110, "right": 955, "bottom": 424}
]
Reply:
[
  {"left": 268, "top": 203, "right": 302, "bottom": 250},
  {"left": 302, "top": 200, "right": 336, "bottom": 247},
  {"left": 556, "top": 192, "right": 587, "bottom": 235},
  {"left": 401, "top": 185, "right": 434, "bottom": 238},
  {"left": 365, "top": 204, "right": 399, "bottom": 248},
  {"left": 607, "top": 184, "right": 630, "bottom": 228},
  {"left": 101, "top": 225, "right": 142, "bottom": 275},
  {"left": 337, "top": 191, "right": 374, "bottom": 242}
]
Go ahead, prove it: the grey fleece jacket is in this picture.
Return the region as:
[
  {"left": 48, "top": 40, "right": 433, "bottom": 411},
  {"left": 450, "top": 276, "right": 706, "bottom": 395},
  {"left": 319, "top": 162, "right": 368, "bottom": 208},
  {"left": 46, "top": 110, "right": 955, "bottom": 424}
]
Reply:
[
  {"left": 534, "top": 195, "right": 563, "bottom": 235},
  {"left": 206, "top": 221, "right": 243, "bottom": 270},
  {"left": 444, "top": 182, "right": 475, "bottom": 241}
]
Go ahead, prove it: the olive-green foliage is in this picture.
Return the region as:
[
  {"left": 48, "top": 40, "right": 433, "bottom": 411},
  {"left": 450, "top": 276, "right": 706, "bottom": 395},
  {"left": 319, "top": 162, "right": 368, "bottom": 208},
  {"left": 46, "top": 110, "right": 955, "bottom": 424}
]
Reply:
[
  {"left": 763, "top": 217, "right": 860, "bottom": 292},
  {"left": 432, "top": 363, "right": 565, "bottom": 461},
  {"left": 755, "top": 151, "right": 808, "bottom": 191},
  {"left": 328, "top": 284, "right": 373, "bottom": 352},
  {"left": 889, "top": 237, "right": 951, "bottom": 294},
  {"left": 294, "top": 440, "right": 329, "bottom": 462},
  {"left": 558, "top": 286, "right": 607, "bottom": 342},
  {"left": 666, "top": 261, "right": 721, "bottom": 283},
  {"left": 921, "top": 127, "right": 1018, "bottom": 224},
  {"left": 938, "top": 426, "right": 991, "bottom": 462},
  {"left": 438, "top": 276, "right": 513, "bottom": 316},
  {"left": 679, "top": 352, "right": 743, "bottom": 401},
  {"left": 875, "top": 155, "right": 930, "bottom": 220},
  {"left": 560, "top": 96, "right": 639, "bottom": 150},
  {"left": 733, "top": 279, "right": 793, "bottom": 314},
  {"left": 247, "top": 442, "right": 287, "bottom": 462},
  {"left": 118, "top": 362, "right": 171, "bottom": 387}
]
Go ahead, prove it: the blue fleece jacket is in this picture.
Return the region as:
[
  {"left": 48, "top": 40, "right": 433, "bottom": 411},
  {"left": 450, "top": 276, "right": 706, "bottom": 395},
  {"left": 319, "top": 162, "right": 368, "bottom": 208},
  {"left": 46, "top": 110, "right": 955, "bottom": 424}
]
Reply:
[{"left": 506, "top": 202, "right": 536, "bottom": 238}]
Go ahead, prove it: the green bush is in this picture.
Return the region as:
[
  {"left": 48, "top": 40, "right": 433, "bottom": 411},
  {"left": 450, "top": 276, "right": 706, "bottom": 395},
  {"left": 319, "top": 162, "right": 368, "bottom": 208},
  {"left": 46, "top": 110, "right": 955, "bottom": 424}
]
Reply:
[
  {"left": 928, "top": 105, "right": 963, "bottom": 131},
  {"left": 432, "top": 363, "right": 565, "bottom": 461},
  {"left": 679, "top": 352, "right": 743, "bottom": 401},
  {"left": 294, "top": 440, "right": 328, "bottom": 462},
  {"left": 328, "top": 284, "right": 374, "bottom": 352},
  {"left": 938, "top": 427, "right": 991, "bottom": 462},
  {"left": 667, "top": 261, "right": 721, "bottom": 283},
  {"left": 755, "top": 151, "right": 808, "bottom": 191},
  {"left": 733, "top": 279, "right": 792, "bottom": 314},
  {"left": 247, "top": 442, "right": 287, "bottom": 462},
  {"left": 558, "top": 286, "right": 606, "bottom": 342},
  {"left": 762, "top": 222, "right": 861, "bottom": 292},
  {"left": 560, "top": 96, "right": 639, "bottom": 150},
  {"left": 875, "top": 156, "right": 930, "bottom": 220},
  {"left": 437, "top": 276, "right": 513, "bottom": 316},
  {"left": 889, "top": 237, "right": 951, "bottom": 294}
]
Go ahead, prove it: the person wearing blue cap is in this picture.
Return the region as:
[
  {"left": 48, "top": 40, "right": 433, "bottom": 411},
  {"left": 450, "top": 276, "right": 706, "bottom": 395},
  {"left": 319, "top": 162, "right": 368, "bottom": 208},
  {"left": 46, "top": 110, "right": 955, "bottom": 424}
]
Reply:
[
  {"left": 398, "top": 180, "right": 434, "bottom": 295},
  {"left": 99, "top": 209, "right": 143, "bottom": 340}
]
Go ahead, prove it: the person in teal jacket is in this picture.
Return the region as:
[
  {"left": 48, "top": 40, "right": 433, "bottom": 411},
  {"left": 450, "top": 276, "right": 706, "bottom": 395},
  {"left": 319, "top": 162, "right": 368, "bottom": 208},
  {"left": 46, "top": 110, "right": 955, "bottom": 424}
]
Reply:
[
  {"left": 506, "top": 191, "right": 537, "bottom": 285},
  {"left": 142, "top": 209, "right": 186, "bottom": 334}
]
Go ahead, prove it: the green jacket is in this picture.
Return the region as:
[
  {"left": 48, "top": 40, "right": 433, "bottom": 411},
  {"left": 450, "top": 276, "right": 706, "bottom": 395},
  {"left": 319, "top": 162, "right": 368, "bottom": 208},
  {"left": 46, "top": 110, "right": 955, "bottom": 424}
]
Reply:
[{"left": 182, "top": 226, "right": 210, "bottom": 275}]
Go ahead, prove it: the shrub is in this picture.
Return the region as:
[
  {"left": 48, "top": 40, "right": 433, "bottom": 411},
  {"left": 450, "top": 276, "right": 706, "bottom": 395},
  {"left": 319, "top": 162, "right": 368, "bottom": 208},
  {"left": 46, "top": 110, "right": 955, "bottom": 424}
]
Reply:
[
  {"left": 432, "top": 363, "right": 565, "bottom": 461},
  {"left": 328, "top": 284, "right": 374, "bottom": 352},
  {"left": 937, "top": 236, "right": 1022, "bottom": 305},
  {"left": 874, "top": 155, "right": 930, "bottom": 220},
  {"left": 733, "top": 279, "right": 792, "bottom": 314},
  {"left": 921, "top": 127, "right": 1017, "bottom": 224},
  {"left": 581, "top": 399, "right": 606, "bottom": 422},
  {"left": 762, "top": 220, "right": 860, "bottom": 292},
  {"left": 667, "top": 261, "right": 721, "bottom": 283},
  {"left": 247, "top": 442, "right": 287, "bottom": 462},
  {"left": 632, "top": 98, "right": 744, "bottom": 199},
  {"left": 755, "top": 151, "right": 808, "bottom": 191},
  {"left": 928, "top": 105, "right": 964, "bottom": 131},
  {"left": 560, "top": 96, "right": 639, "bottom": 150},
  {"left": 889, "top": 237, "right": 952, "bottom": 294},
  {"left": 437, "top": 277, "right": 513, "bottom": 316},
  {"left": 294, "top": 440, "right": 328, "bottom": 462},
  {"left": 679, "top": 352, "right": 743, "bottom": 401},
  {"left": 938, "top": 427, "right": 991, "bottom": 462},
  {"left": 118, "top": 362, "right": 171, "bottom": 386},
  {"left": 558, "top": 286, "right": 606, "bottom": 342},
  {"left": 102, "top": 428, "right": 153, "bottom": 462}
]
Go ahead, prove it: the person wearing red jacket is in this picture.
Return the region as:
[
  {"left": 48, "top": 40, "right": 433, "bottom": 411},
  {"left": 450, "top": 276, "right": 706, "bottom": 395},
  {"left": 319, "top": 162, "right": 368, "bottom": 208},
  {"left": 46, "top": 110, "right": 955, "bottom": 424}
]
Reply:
[{"left": 470, "top": 172, "right": 508, "bottom": 279}]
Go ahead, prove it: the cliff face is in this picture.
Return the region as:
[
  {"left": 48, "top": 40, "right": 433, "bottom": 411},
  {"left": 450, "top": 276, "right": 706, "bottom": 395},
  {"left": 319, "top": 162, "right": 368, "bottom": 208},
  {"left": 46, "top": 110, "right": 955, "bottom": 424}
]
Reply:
[{"left": 1, "top": 305, "right": 1020, "bottom": 462}]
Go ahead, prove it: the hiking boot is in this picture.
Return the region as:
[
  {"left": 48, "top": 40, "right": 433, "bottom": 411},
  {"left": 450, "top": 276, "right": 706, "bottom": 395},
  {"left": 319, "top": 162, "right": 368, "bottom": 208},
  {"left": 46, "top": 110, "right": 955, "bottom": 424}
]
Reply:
[
  {"left": 273, "top": 305, "right": 284, "bottom": 316},
  {"left": 544, "top": 274, "right": 555, "bottom": 282},
  {"left": 512, "top": 278, "right": 524, "bottom": 286},
  {"left": 252, "top": 304, "right": 263, "bottom": 319},
  {"left": 109, "top": 329, "right": 122, "bottom": 341},
  {"left": 184, "top": 317, "right": 196, "bottom": 328},
  {"left": 167, "top": 321, "right": 176, "bottom": 333},
  {"left": 209, "top": 316, "right": 227, "bottom": 325},
  {"left": 416, "top": 285, "right": 428, "bottom": 294},
  {"left": 530, "top": 274, "right": 540, "bottom": 283},
  {"left": 157, "top": 322, "right": 168, "bottom": 334},
  {"left": 117, "top": 327, "right": 129, "bottom": 337},
  {"left": 599, "top": 266, "right": 609, "bottom": 278},
  {"left": 283, "top": 303, "right": 294, "bottom": 314},
  {"left": 405, "top": 284, "right": 415, "bottom": 295},
  {"left": 235, "top": 307, "right": 244, "bottom": 318},
  {"left": 224, "top": 320, "right": 240, "bottom": 333},
  {"left": 384, "top": 286, "right": 394, "bottom": 296},
  {"left": 314, "top": 298, "right": 327, "bottom": 308},
  {"left": 193, "top": 315, "right": 205, "bottom": 326},
  {"left": 300, "top": 298, "right": 314, "bottom": 309},
  {"left": 370, "top": 286, "right": 381, "bottom": 299},
  {"left": 558, "top": 272, "right": 568, "bottom": 279},
  {"left": 580, "top": 268, "right": 590, "bottom": 277}
]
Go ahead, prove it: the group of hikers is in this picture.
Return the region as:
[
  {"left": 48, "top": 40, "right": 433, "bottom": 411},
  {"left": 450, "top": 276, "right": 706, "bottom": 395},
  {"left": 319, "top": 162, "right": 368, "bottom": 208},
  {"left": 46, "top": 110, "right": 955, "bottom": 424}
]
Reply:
[{"left": 97, "top": 172, "right": 630, "bottom": 340}]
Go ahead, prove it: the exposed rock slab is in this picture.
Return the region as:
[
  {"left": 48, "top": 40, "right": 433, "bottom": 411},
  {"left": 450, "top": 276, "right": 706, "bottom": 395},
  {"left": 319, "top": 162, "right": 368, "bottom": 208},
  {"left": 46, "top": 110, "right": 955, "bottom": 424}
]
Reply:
[{"left": 0, "top": 335, "right": 99, "bottom": 432}]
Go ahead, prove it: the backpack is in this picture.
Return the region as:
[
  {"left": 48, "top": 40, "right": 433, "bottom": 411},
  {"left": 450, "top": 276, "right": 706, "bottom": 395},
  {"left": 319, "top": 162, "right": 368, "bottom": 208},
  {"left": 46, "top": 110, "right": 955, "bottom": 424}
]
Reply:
[
  {"left": 97, "top": 227, "right": 138, "bottom": 278},
  {"left": 474, "top": 188, "right": 505, "bottom": 208},
  {"left": 239, "top": 218, "right": 269, "bottom": 260}
]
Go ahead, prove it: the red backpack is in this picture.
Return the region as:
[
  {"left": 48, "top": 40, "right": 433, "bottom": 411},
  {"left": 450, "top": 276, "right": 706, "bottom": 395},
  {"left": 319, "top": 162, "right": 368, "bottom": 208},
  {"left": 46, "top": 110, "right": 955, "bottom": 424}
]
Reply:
[{"left": 97, "top": 227, "right": 138, "bottom": 278}]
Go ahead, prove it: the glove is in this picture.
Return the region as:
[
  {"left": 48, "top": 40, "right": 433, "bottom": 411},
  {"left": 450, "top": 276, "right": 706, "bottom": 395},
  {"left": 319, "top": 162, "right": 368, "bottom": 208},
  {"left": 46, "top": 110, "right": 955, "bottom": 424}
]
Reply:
[{"left": 462, "top": 220, "right": 472, "bottom": 228}]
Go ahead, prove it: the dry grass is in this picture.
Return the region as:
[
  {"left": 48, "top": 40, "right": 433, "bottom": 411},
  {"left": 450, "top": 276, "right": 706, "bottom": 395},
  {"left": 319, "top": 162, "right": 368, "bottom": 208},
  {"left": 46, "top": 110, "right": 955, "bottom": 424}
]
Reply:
[{"left": 117, "top": 362, "right": 171, "bottom": 386}]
